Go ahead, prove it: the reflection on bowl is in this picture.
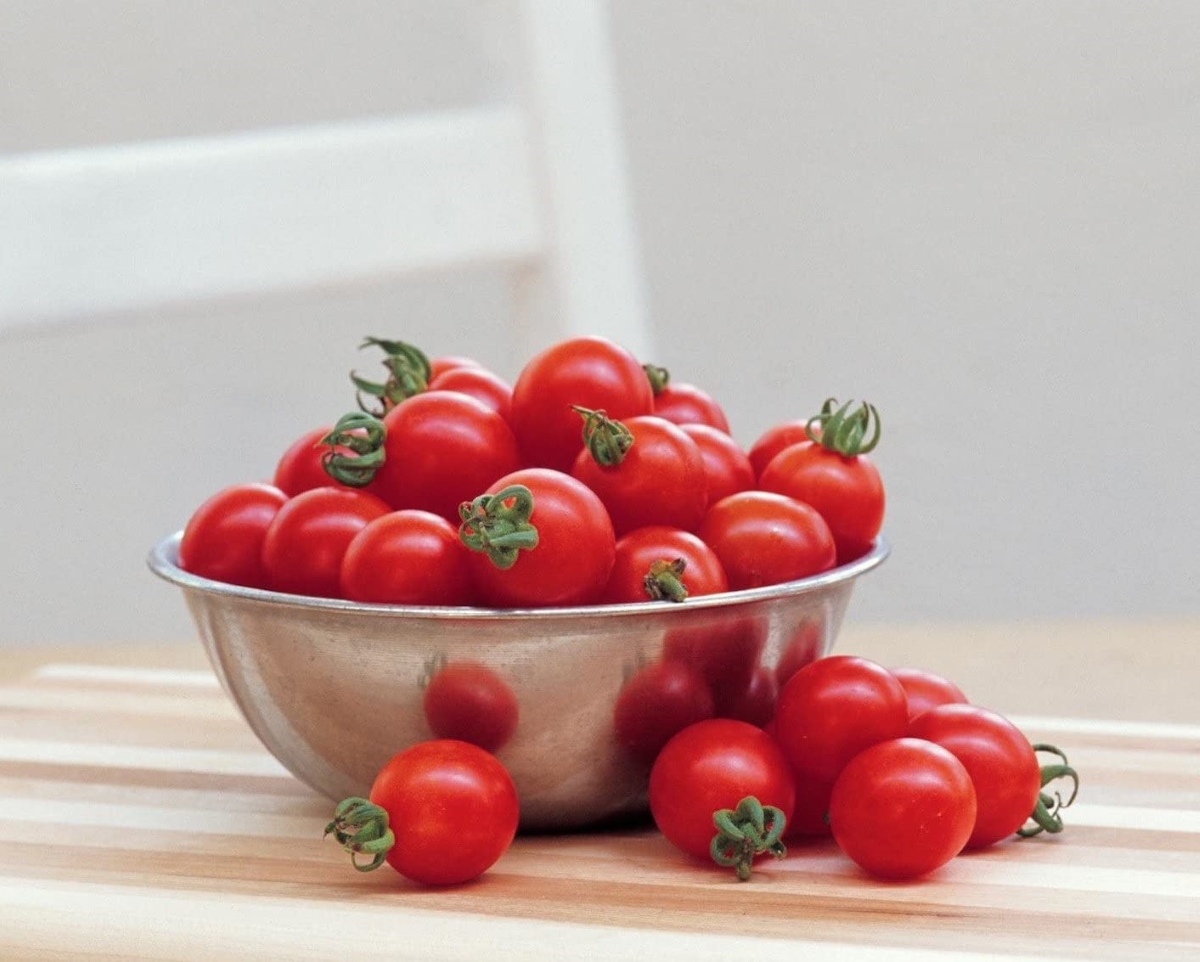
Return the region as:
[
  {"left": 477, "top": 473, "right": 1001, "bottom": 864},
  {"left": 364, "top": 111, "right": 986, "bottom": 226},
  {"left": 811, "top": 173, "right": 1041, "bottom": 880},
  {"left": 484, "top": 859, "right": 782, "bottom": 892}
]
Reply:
[{"left": 148, "top": 532, "right": 888, "bottom": 830}]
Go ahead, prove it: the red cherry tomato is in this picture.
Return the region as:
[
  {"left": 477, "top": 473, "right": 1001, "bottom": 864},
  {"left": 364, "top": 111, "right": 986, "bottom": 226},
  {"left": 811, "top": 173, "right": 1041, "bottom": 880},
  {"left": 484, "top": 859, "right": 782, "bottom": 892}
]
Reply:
[
  {"left": 601, "top": 526, "right": 727, "bottom": 604},
  {"left": 653, "top": 381, "right": 730, "bottom": 433},
  {"left": 261, "top": 487, "right": 390, "bottom": 597},
  {"left": 178, "top": 482, "right": 287, "bottom": 588},
  {"left": 891, "top": 667, "right": 969, "bottom": 721},
  {"left": 428, "top": 355, "right": 482, "bottom": 380},
  {"left": 273, "top": 426, "right": 338, "bottom": 497},
  {"left": 907, "top": 704, "right": 1045, "bottom": 849},
  {"left": 747, "top": 420, "right": 812, "bottom": 480},
  {"left": 572, "top": 414, "right": 708, "bottom": 537},
  {"left": 759, "top": 440, "right": 885, "bottom": 565},
  {"left": 612, "top": 660, "right": 715, "bottom": 762},
  {"left": 698, "top": 491, "right": 836, "bottom": 590},
  {"left": 373, "top": 392, "right": 521, "bottom": 523},
  {"left": 774, "top": 655, "right": 909, "bottom": 784},
  {"left": 423, "top": 662, "right": 520, "bottom": 753},
  {"left": 339, "top": 510, "right": 475, "bottom": 605},
  {"left": 650, "top": 719, "right": 795, "bottom": 865},
  {"left": 680, "top": 423, "right": 755, "bottom": 508},
  {"left": 829, "top": 738, "right": 977, "bottom": 879},
  {"left": 426, "top": 367, "right": 513, "bottom": 424},
  {"left": 784, "top": 774, "right": 835, "bottom": 839},
  {"left": 509, "top": 336, "right": 653, "bottom": 471},
  {"left": 459, "top": 468, "right": 616, "bottom": 608},
  {"left": 361, "top": 740, "right": 519, "bottom": 885}
]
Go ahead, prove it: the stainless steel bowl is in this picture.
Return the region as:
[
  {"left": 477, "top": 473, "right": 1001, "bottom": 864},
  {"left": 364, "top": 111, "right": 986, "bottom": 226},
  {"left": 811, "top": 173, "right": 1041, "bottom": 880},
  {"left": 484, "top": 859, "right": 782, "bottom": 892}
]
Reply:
[{"left": 148, "top": 532, "right": 888, "bottom": 830}]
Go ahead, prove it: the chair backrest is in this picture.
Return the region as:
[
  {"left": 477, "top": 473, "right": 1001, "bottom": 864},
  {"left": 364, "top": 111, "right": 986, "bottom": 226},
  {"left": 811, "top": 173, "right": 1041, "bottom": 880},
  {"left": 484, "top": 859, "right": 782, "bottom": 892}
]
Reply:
[{"left": 0, "top": 0, "right": 654, "bottom": 359}]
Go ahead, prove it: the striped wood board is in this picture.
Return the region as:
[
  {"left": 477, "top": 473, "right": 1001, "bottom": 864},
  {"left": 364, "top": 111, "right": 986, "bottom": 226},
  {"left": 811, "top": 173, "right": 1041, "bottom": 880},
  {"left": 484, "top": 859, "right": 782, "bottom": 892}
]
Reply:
[{"left": 0, "top": 662, "right": 1197, "bottom": 961}]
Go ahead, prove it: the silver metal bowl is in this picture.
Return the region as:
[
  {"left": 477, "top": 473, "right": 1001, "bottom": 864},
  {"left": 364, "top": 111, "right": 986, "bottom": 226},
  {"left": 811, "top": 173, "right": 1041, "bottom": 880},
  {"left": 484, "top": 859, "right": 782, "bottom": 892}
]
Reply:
[{"left": 148, "top": 532, "right": 888, "bottom": 830}]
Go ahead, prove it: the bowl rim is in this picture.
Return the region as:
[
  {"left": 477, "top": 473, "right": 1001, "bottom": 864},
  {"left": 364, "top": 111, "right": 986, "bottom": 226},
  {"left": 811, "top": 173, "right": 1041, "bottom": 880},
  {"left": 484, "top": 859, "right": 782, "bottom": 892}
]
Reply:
[{"left": 147, "top": 530, "right": 889, "bottom": 620}]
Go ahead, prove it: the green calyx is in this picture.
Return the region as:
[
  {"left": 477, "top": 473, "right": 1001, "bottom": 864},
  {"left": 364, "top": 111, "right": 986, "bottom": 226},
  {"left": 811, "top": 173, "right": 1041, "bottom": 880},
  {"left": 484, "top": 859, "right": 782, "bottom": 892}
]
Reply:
[
  {"left": 458, "top": 484, "right": 539, "bottom": 570},
  {"left": 643, "top": 363, "right": 670, "bottom": 396},
  {"left": 1017, "top": 744, "right": 1080, "bottom": 838},
  {"left": 710, "top": 796, "right": 787, "bottom": 881},
  {"left": 320, "top": 411, "right": 387, "bottom": 486},
  {"left": 324, "top": 796, "right": 395, "bottom": 872},
  {"left": 806, "top": 398, "right": 881, "bottom": 457},
  {"left": 573, "top": 406, "right": 635, "bottom": 467},
  {"left": 352, "top": 336, "right": 432, "bottom": 416},
  {"left": 644, "top": 558, "right": 688, "bottom": 602}
]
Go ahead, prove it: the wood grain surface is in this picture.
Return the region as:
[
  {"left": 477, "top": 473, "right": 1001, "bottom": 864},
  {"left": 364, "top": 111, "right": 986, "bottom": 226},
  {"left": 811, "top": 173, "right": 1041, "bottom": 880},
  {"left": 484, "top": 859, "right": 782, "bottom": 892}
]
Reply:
[{"left": 0, "top": 638, "right": 1197, "bottom": 961}]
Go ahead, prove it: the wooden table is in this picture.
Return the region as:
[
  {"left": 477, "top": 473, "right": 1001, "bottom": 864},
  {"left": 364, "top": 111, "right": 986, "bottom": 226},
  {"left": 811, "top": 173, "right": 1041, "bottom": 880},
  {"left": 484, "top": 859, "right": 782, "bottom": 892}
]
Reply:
[{"left": 1, "top": 621, "right": 1197, "bottom": 961}]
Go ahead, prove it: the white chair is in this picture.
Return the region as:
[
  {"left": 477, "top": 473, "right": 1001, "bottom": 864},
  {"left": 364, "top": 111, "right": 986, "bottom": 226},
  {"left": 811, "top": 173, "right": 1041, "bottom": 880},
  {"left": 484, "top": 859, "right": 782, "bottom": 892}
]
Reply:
[{"left": 0, "top": 0, "right": 654, "bottom": 360}]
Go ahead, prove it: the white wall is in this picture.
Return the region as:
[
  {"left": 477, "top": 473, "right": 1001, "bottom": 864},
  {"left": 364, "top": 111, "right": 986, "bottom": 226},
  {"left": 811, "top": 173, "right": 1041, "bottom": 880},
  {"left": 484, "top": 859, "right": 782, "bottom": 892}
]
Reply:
[{"left": 2, "top": 1, "right": 1197, "bottom": 645}]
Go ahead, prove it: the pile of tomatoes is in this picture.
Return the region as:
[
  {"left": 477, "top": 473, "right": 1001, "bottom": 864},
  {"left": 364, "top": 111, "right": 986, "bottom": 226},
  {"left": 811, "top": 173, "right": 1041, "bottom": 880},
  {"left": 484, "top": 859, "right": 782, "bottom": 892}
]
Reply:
[{"left": 177, "top": 334, "right": 885, "bottom": 608}]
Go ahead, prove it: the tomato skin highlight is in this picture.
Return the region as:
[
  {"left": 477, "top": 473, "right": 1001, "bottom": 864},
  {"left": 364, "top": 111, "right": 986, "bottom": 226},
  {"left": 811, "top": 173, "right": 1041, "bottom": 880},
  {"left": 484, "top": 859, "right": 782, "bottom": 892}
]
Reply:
[
  {"left": 179, "top": 482, "right": 287, "bottom": 588},
  {"left": 829, "top": 738, "right": 977, "bottom": 880},
  {"left": 892, "top": 667, "right": 969, "bottom": 721},
  {"left": 463, "top": 468, "right": 617, "bottom": 608},
  {"left": 774, "top": 655, "right": 909, "bottom": 784},
  {"left": 423, "top": 662, "right": 519, "bottom": 753},
  {"left": 261, "top": 487, "right": 391, "bottom": 598},
  {"left": 601, "top": 526, "right": 727, "bottom": 604},
  {"left": 680, "top": 423, "right": 755, "bottom": 508},
  {"left": 650, "top": 719, "right": 795, "bottom": 862},
  {"left": 340, "top": 510, "right": 475, "bottom": 605},
  {"left": 509, "top": 336, "right": 654, "bottom": 472},
  {"left": 698, "top": 491, "right": 836, "bottom": 590},
  {"left": 572, "top": 415, "right": 708, "bottom": 537},
  {"left": 652, "top": 381, "right": 730, "bottom": 433},
  {"left": 369, "top": 740, "right": 519, "bottom": 886},
  {"left": 758, "top": 440, "right": 885, "bottom": 565},
  {"left": 907, "top": 703, "right": 1042, "bottom": 849}
]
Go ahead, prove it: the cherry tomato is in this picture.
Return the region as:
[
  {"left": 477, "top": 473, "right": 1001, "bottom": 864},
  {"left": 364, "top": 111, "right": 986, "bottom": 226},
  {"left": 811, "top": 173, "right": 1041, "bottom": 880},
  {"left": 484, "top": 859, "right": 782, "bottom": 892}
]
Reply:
[
  {"left": 601, "top": 526, "right": 727, "bottom": 604},
  {"left": 680, "top": 423, "right": 755, "bottom": 508},
  {"left": 784, "top": 774, "right": 835, "bottom": 839},
  {"left": 653, "top": 381, "right": 730, "bottom": 433},
  {"left": 829, "top": 738, "right": 976, "bottom": 879},
  {"left": 747, "top": 419, "right": 813, "bottom": 480},
  {"left": 178, "top": 482, "right": 287, "bottom": 588},
  {"left": 373, "top": 391, "right": 521, "bottom": 523},
  {"left": 571, "top": 414, "right": 707, "bottom": 536},
  {"left": 907, "top": 704, "right": 1044, "bottom": 849},
  {"left": 273, "top": 426, "right": 338, "bottom": 497},
  {"left": 427, "top": 366, "right": 513, "bottom": 424},
  {"left": 332, "top": 739, "right": 519, "bottom": 886},
  {"left": 650, "top": 719, "right": 795, "bottom": 863},
  {"left": 774, "top": 655, "right": 909, "bottom": 784},
  {"left": 612, "top": 660, "right": 715, "bottom": 762},
  {"left": 339, "top": 510, "right": 475, "bottom": 605},
  {"left": 261, "top": 487, "right": 390, "bottom": 597},
  {"left": 428, "top": 354, "right": 482, "bottom": 380},
  {"left": 698, "top": 491, "right": 836, "bottom": 590},
  {"left": 459, "top": 468, "right": 616, "bottom": 608},
  {"left": 423, "top": 661, "right": 519, "bottom": 753},
  {"left": 892, "top": 667, "right": 969, "bottom": 721},
  {"left": 759, "top": 440, "right": 884, "bottom": 565},
  {"left": 509, "top": 336, "right": 653, "bottom": 471}
]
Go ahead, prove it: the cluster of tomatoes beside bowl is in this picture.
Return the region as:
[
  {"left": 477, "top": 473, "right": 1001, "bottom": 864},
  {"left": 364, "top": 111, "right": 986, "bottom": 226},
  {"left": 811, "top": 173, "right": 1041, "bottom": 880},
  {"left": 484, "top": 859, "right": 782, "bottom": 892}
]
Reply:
[
  {"left": 327, "top": 657, "right": 1079, "bottom": 886},
  {"left": 177, "top": 334, "right": 884, "bottom": 608}
]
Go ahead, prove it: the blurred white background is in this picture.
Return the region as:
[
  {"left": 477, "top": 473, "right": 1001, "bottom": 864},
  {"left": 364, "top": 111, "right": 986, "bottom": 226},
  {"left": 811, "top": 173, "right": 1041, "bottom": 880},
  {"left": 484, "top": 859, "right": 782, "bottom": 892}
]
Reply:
[{"left": 2, "top": 0, "right": 1197, "bottom": 646}]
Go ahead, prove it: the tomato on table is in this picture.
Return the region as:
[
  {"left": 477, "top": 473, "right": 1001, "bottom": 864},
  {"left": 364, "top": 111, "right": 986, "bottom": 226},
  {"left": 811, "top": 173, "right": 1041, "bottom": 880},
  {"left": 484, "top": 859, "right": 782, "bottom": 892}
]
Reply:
[
  {"left": 509, "top": 336, "right": 654, "bottom": 471},
  {"left": 698, "top": 491, "right": 836, "bottom": 590},
  {"left": 570, "top": 411, "right": 708, "bottom": 537},
  {"left": 178, "top": 482, "right": 287, "bottom": 588},
  {"left": 679, "top": 423, "right": 755, "bottom": 508},
  {"left": 325, "top": 739, "right": 519, "bottom": 886},
  {"left": 339, "top": 510, "right": 475, "bottom": 605},
  {"left": 458, "top": 468, "right": 616, "bottom": 608},
  {"left": 829, "top": 737, "right": 977, "bottom": 879},
  {"left": 758, "top": 399, "right": 885, "bottom": 565},
  {"left": 773, "top": 654, "right": 909, "bottom": 784},
  {"left": 908, "top": 703, "right": 1079, "bottom": 847},
  {"left": 261, "top": 487, "right": 391, "bottom": 597},
  {"left": 650, "top": 719, "right": 795, "bottom": 879},
  {"left": 891, "top": 667, "right": 969, "bottom": 720},
  {"left": 601, "top": 526, "right": 727, "bottom": 604},
  {"left": 423, "top": 661, "right": 520, "bottom": 753}
]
